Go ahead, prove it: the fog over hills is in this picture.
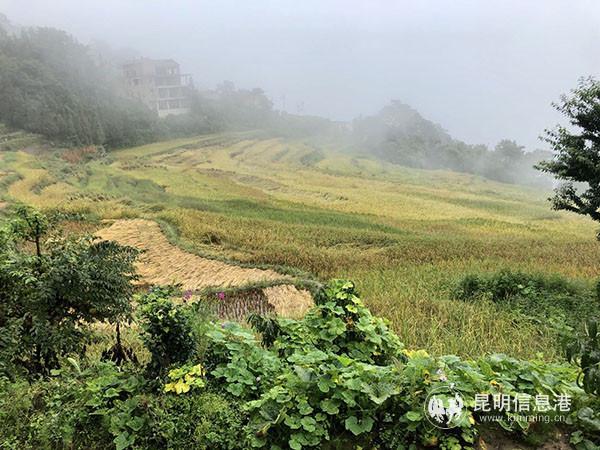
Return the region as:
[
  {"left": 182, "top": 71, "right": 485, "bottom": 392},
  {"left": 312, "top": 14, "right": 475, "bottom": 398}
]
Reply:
[
  {"left": 2, "top": 0, "right": 599, "bottom": 150},
  {"left": 0, "top": 12, "right": 555, "bottom": 186}
]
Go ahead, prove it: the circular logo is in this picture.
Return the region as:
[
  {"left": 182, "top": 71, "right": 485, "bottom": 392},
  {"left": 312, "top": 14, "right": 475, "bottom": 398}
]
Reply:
[{"left": 424, "top": 384, "right": 465, "bottom": 429}]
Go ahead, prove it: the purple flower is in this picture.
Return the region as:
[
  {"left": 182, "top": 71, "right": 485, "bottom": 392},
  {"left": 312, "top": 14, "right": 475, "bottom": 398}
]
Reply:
[
  {"left": 217, "top": 291, "right": 225, "bottom": 300},
  {"left": 182, "top": 290, "right": 193, "bottom": 301}
]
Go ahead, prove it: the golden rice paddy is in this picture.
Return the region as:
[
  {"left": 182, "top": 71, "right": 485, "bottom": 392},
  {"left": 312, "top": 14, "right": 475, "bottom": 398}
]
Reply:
[
  {"left": 95, "top": 218, "right": 313, "bottom": 318},
  {"left": 2, "top": 133, "right": 599, "bottom": 357}
]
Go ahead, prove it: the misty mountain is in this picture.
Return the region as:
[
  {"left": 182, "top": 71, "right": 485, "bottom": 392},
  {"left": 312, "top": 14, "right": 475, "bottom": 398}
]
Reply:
[
  {"left": 0, "top": 15, "right": 551, "bottom": 187},
  {"left": 351, "top": 101, "right": 552, "bottom": 187},
  {"left": 352, "top": 101, "right": 454, "bottom": 166}
]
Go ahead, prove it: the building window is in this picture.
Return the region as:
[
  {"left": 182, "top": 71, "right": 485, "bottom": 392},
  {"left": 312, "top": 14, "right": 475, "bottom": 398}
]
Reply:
[
  {"left": 158, "top": 101, "right": 169, "bottom": 110},
  {"left": 169, "top": 87, "right": 180, "bottom": 98},
  {"left": 168, "top": 99, "right": 180, "bottom": 109},
  {"left": 158, "top": 88, "right": 169, "bottom": 98}
]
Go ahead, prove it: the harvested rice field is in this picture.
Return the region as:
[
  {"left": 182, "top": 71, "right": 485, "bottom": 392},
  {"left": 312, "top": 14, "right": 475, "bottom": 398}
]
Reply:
[
  {"left": 2, "top": 133, "right": 599, "bottom": 357},
  {"left": 96, "top": 218, "right": 313, "bottom": 318}
]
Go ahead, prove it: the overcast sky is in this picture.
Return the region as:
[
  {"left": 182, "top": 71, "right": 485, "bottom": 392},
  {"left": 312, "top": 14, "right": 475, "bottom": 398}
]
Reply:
[{"left": 1, "top": 0, "right": 599, "bottom": 149}]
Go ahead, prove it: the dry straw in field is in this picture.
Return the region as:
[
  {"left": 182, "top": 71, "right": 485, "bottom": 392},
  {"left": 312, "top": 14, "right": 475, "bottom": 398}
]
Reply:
[
  {"left": 96, "top": 219, "right": 286, "bottom": 289},
  {"left": 96, "top": 219, "right": 313, "bottom": 318}
]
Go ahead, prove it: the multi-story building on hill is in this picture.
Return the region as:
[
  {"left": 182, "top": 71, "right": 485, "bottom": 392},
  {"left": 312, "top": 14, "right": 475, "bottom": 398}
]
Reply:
[{"left": 122, "top": 58, "right": 193, "bottom": 117}]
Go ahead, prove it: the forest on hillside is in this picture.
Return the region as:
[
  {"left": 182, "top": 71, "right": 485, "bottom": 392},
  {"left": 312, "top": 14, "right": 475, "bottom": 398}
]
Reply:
[{"left": 0, "top": 17, "right": 551, "bottom": 187}]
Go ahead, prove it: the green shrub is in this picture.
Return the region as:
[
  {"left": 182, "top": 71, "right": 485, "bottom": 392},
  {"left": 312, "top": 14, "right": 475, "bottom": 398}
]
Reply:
[
  {"left": 214, "top": 280, "right": 407, "bottom": 448},
  {"left": 454, "top": 270, "right": 598, "bottom": 330},
  {"left": 158, "top": 391, "right": 248, "bottom": 449},
  {"left": 274, "top": 279, "right": 405, "bottom": 365},
  {"left": 454, "top": 270, "right": 581, "bottom": 301},
  {"left": 186, "top": 280, "right": 584, "bottom": 449},
  {"left": 0, "top": 379, "right": 36, "bottom": 449},
  {"left": 138, "top": 286, "right": 197, "bottom": 376},
  {"left": 565, "top": 318, "right": 600, "bottom": 448},
  {"left": 567, "top": 320, "right": 600, "bottom": 396},
  {"left": 204, "top": 322, "right": 281, "bottom": 399},
  {"left": 0, "top": 361, "right": 162, "bottom": 450},
  {"left": 0, "top": 206, "right": 138, "bottom": 377}
]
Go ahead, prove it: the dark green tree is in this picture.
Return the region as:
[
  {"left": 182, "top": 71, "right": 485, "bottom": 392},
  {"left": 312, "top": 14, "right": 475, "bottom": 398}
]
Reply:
[
  {"left": 0, "top": 206, "right": 139, "bottom": 376},
  {"left": 0, "top": 27, "right": 160, "bottom": 147},
  {"left": 536, "top": 77, "right": 600, "bottom": 231}
]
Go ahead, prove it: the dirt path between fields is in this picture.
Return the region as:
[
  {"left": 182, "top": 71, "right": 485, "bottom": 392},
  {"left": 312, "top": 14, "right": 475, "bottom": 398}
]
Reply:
[{"left": 96, "top": 219, "right": 313, "bottom": 317}]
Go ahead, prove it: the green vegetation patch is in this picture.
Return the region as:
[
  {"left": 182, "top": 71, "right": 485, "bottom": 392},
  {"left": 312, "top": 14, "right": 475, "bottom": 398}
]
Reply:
[
  {"left": 454, "top": 270, "right": 600, "bottom": 331},
  {"left": 1, "top": 280, "right": 597, "bottom": 450}
]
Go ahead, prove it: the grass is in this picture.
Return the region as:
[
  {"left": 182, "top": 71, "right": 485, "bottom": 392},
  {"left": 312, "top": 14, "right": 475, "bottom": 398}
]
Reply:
[{"left": 1, "top": 133, "right": 599, "bottom": 359}]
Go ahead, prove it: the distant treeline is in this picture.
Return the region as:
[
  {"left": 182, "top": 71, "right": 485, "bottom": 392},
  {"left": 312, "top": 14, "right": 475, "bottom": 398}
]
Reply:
[
  {"left": 0, "top": 23, "right": 333, "bottom": 148},
  {"left": 351, "top": 101, "right": 552, "bottom": 187},
  {"left": 0, "top": 27, "right": 159, "bottom": 147},
  {"left": 0, "top": 20, "right": 551, "bottom": 186}
]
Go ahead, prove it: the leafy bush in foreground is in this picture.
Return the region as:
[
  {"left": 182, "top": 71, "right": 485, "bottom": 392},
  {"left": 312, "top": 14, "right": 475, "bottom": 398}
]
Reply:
[
  {"left": 0, "top": 279, "right": 596, "bottom": 449},
  {"left": 0, "top": 206, "right": 138, "bottom": 377},
  {"left": 137, "top": 286, "right": 197, "bottom": 377},
  {"left": 0, "top": 362, "right": 155, "bottom": 450},
  {"left": 568, "top": 320, "right": 600, "bottom": 396},
  {"left": 196, "top": 280, "right": 585, "bottom": 449},
  {"left": 567, "top": 319, "right": 600, "bottom": 449},
  {"left": 158, "top": 390, "right": 247, "bottom": 449},
  {"left": 0, "top": 359, "right": 247, "bottom": 450}
]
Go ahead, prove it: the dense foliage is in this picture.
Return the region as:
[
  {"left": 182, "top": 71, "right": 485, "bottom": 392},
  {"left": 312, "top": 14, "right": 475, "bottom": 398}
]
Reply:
[
  {"left": 537, "top": 77, "right": 600, "bottom": 229},
  {"left": 138, "top": 286, "right": 198, "bottom": 376},
  {"left": 0, "top": 28, "right": 161, "bottom": 147},
  {"left": 567, "top": 320, "right": 600, "bottom": 396},
  {"left": 566, "top": 320, "right": 600, "bottom": 449},
  {"left": 2, "top": 276, "right": 598, "bottom": 449},
  {"left": 0, "top": 206, "right": 138, "bottom": 377},
  {"left": 352, "top": 101, "right": 552, "bottom": 186},
  {"left": 454, "top": 270, "right": 599, "bottom": 331}
]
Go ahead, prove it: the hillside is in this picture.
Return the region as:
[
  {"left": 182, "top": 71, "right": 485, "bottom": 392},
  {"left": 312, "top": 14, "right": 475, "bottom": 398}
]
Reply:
[
  {"left": 0, "top": 17, "right": 553, "bottom": 190},
  {"left": 351, "top": 101, "right": 553, "bottom": 186},
  {"left": 1, "top": 132, "right": 598, "bottom": 358}
]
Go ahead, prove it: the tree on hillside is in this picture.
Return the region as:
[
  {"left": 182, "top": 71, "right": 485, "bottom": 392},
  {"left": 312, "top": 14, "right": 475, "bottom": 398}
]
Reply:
[
  {"left": 495, "top": 139, "right": 525, "bottom": 164},
  {"left": 350, "top": 101, "right": 551, "bottom": 187},
  {"left": 536, "top": 77, "right": 600, "bottom": 232},
  {"left": 0, "top": 27, "right": 159, "bottom": 147},
  {"left": 0, "top": 206, "right": 139, "bottom": 376},
  {"left": 483, "top": 140, "right": 526, "bottom": 184}
]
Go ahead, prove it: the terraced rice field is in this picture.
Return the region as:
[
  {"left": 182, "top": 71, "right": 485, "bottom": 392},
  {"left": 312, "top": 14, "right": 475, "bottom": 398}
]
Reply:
[
  {"left": 1, "top": 132, "right": 599, "bottom": 357},
  {"left": 96, "top": 218, "right": 313, "bottom": 318}
]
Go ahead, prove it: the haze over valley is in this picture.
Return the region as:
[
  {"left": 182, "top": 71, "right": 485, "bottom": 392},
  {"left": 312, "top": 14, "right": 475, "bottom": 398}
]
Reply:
[{"left": 0, "top": 3, "right": 599, "bottom": 449}]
